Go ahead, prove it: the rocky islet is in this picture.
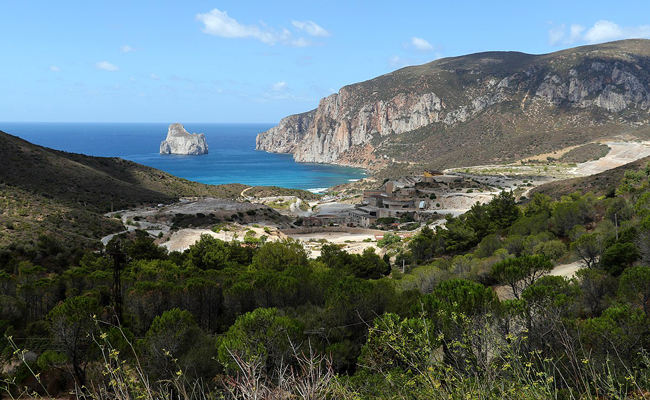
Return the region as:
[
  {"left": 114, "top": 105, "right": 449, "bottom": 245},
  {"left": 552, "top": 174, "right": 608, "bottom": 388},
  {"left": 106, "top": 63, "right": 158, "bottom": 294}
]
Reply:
[{"left": 160, "top": 123, "right": 209, "bottom": 155}]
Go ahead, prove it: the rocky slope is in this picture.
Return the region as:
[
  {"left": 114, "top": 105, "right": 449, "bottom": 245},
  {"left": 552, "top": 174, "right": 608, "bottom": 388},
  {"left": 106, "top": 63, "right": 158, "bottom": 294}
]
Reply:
[
  {"left": 160, "top": 123, "right": 208, "bottom": 155},
  {"left": 256, "top": 39, "right": 650, "bottom": 171}
]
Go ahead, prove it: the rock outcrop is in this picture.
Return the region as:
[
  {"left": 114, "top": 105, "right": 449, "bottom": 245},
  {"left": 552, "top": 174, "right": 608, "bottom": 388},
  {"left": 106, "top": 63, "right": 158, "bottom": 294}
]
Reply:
[
  {"left": 160, "top": 124, "right": 208, "bottom": 155},
  {"left": 256, "top": 39, "right": 650, "bottom": 170}
]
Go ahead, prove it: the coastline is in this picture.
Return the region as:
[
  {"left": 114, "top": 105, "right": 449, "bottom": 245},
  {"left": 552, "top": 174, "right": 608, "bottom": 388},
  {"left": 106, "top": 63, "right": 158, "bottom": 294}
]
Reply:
[{"left": 2, "top": 122, "right": 367, "bottom": 191}]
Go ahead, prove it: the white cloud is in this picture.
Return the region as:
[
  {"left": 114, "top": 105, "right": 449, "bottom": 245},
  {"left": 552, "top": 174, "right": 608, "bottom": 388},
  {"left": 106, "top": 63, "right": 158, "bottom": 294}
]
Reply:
[
  {"left": 548, "top": 24, "right": 566, "bottom": 45},
  {"left": 49, "top": 65, "right": 61, "bottom": 72},
  {"left": 196, "top": 9, "right": 326, "bottom": 47},
  {"left": 411, "top": 37, "right": 434, "bottom": 52},
  {"left": 120, "top": 45, "right": 142, "bottom": 53},
  {"left": 569, "top": 24, "right": 585, "bottom": 42},
  {"left": 272, "top": 81, "right": 288, "bottom": 91},
  {"left": 584, "top": 20, "right": 650, "bottom": 43},
  {"left": 196, "top": 9, "right": 278, "bottom": 44},
  {"left": 549, "top": 20, "right": 650, "bottom": 45},
  {"left": 150, "top": 73, "right": 160, "bottom": 80},
  {"left": 584, "top": 20, "right": 627, "bottom": 43},
  {"left": 291, "top": 20, "right": 330, "bottom": 37},
  {"left": 95, "top": 61, "right": 119, "bottom": 71}
]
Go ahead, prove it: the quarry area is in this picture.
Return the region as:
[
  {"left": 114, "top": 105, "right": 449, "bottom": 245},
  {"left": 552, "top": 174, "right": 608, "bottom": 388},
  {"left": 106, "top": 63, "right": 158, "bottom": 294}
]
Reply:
[{"left": 105, "top": 140, "right": 650, "bottom": 258}]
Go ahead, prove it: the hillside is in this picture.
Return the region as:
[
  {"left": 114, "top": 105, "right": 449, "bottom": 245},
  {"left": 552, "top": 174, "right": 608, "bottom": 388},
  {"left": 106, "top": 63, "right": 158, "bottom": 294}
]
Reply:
[
  {"left": 0, "top": 130, "right": 246, "bottom": 252},
  {"left": 531, "top": 154, "right": 650, "bottom": 199},
  {"left": 257, "top": 39, "right": 650, "bottom": 172}
]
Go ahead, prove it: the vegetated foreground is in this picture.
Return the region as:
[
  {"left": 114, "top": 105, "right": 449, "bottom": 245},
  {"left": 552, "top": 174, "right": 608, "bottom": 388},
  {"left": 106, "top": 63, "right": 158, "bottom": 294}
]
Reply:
[{"left": 3, "top": 146, "right": 650, "bottom": 398}]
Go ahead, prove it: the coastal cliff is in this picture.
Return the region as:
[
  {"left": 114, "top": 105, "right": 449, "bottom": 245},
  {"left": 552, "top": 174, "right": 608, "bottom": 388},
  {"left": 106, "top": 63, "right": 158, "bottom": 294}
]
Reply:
[
  {"left": 256, "top": 39, "right": 650, "bottom": 170},
  {"left": 160, "top": 123, "right": 208, "bottom": 155}
]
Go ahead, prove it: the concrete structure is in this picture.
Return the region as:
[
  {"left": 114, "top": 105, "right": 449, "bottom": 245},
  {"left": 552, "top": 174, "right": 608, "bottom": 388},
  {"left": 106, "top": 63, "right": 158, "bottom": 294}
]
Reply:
[{"left": 348, "top": 207, "right": 378, "bottom": 228}]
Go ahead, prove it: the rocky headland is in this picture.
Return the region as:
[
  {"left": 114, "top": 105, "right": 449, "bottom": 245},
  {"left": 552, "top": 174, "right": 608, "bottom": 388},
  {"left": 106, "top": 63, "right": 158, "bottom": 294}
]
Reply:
[
  {"left": 160, "top": 123, "right": 208, "bottom": 155},
  {"left": 256, "top": 39, "right": 650, "bottom": 171}
]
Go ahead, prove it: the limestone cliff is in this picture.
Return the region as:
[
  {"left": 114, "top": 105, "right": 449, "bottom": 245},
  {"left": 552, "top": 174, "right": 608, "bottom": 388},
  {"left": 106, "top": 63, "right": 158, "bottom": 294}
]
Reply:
[
  {"left": 256, "top": 39, "right": 650, "bottom": 170},
  {"left": 160, "top": 123, "right": 208, "bottom": 155}
]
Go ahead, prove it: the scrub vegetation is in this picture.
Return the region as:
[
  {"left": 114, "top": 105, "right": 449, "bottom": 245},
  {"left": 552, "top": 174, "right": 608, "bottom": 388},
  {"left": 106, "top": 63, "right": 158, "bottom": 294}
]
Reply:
[{"left": 3, "top": 157, "right": 650, "bottom": 399}]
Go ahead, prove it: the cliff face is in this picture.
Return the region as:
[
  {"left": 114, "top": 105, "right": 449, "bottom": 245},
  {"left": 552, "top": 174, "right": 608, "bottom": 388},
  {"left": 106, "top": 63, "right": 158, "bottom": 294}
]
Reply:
[
  {"left": 257, "top": 89, "right": 445, "bottom": 165},
  {"left": 256, "top": 40, "right": 650, "bottom": 169},
  {"left": 160, "top": 123, "right": 208, "bottom": 155},
  {"left": 255, "top": 110, "right": 315, "bottom": 154}
]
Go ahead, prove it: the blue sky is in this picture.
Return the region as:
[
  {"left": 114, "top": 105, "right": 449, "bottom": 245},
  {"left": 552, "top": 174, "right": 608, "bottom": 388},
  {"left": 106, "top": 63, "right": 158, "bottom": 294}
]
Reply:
[{"left": 2, "top": 1, "right": 650, "bottom": 123}]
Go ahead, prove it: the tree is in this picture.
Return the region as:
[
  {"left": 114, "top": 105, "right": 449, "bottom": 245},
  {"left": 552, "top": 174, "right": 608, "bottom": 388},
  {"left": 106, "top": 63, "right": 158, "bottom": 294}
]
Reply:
[
  {"left": 353, "top": 248, "right": 390, "bottom": 279},
  {"left": 251, "top": 239, "right": 309, "bottom": 271},
  {"left": 550, "top": 193, "right": 596, "bottom": 237},
  {"left": 46, "top": 296, "right": 101, "bottom": 386},
  {"left": 408, "top": 228, "right": 437, "bottom": 262},
  {"left": 320, "top": 245, "right": 389, "bottom": 279},
  {"left": 451, "top": 254, "right": 476, "bottom": 276},
  {"left": 463, "top": 191, "right": 520, "bottom": 240},
  {"left": 503, "top": 234, "right": 525, "bottom": 257},
  {"left": 124, "top": 230, "right": 167, "bottom": 261},
  {"left": 141, "top": 308, "right": 205, "bottom": 379},
  {"left": 422, "top": 279, "right": 500, "bottom": 374},
  {"left": 186, "top": 235, "right": 252, "bottom": 270},
  {"left": 532, "top": 239, "right": 566, "bottom": 261},
  {"left": 576, "top": 267, "right": 616, "bottom": 317},
  {"left": 524, "top": 193, "right": 553, "bottom": 217},
  {"left": 217, "top": 308, "right": 304, "bottom": 379},
  {"left": 182, "top": 276, "right": 221, "bottom": 332},
  {"left": 475, "top": 234, "right": 502, "bottom": 258},
  {"left": 581, "top": 304, "right": 649, "bottom": 367},
  {"left": 442, "top": 217, "right": 477, "bottom": 254},
  {"left": 355, "top": 313, "right": 438, "bottom": 398},
  {"left": 600, "top": 242, "right": 639, "bottom": 276},
  {"left": 491, "top": 255, "right": 553, "bottom": 299},
  {"left": 0, "top": 295, "right": 26, "bottom": 328},
  {"left": 486, "top": 190, "right": 521, "bottom": 231},
  {"left": 320, "top": 244, "right": 354, "bottom": 272},
  {"left": 633, "top": 192, "right": 650, "bottom": 218},
  {"left": 425, "top": 279, "right": 499, "bottom": 318},
  {"left": 604, "top": 196, "right": 633, "bottom": 224},
  {"left": 521, "top": 275, "right": 579, "bottom": 352},
  {"left": 571, "top": 232, "right": 603, "bottom": 269},
  {"left": 618, "top": 265, "right": 650, "bottom": 318}
]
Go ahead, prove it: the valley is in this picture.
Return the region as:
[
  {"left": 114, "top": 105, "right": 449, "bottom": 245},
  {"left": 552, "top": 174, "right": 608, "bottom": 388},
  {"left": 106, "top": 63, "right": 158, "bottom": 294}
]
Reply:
[{"left": 104, "top": 138, "right": 650, "bottom": 260}]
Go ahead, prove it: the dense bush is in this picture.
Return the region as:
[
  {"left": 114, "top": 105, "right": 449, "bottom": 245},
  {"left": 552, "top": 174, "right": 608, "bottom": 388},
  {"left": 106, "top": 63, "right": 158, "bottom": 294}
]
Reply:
[{"left": 4, "top": 179, "right": 650, "bottom": 399}]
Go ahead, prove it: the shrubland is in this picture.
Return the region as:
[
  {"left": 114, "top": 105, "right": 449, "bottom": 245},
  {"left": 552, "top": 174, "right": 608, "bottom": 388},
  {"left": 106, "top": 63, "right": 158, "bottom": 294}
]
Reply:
[{"left": 3, "top": 162, "right": 650, "bottom": 399}]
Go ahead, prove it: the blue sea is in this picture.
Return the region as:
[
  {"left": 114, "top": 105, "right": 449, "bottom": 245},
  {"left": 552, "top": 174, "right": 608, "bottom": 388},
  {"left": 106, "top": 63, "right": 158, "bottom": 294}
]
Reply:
[{"left": 0, "top": 123, "right": 366, "bottom": 192}]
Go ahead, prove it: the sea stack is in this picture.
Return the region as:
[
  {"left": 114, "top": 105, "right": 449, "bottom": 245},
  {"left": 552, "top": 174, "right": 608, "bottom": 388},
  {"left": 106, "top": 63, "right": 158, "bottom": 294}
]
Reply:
[{"left": 160, "top": 123, "right": 208, "bottom": 155}]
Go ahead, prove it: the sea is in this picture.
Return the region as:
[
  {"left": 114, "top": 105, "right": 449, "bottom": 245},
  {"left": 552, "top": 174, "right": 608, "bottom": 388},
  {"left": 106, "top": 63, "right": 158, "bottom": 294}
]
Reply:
[{"left": 0, "top": 123, "right": 366, "bottom": 192}]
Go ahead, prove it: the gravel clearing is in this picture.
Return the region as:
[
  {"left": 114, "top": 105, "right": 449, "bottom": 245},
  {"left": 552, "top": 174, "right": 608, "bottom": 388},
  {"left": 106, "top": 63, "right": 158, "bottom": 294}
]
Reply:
[{"left": 571, "top": 142, "right": 650, "bottom": 176}]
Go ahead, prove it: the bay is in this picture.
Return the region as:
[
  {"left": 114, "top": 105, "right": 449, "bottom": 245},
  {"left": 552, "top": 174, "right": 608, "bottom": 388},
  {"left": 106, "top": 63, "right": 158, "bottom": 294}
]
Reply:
[{"left": 0, "top": 122, "right": 366, "bottom": 191}]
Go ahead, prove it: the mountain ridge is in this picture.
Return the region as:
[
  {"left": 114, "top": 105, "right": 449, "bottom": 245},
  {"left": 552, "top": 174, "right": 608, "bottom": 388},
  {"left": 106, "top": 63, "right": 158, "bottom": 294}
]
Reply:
[{"left": 257, "top": 39, "right": 650, "bottom": 172}]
